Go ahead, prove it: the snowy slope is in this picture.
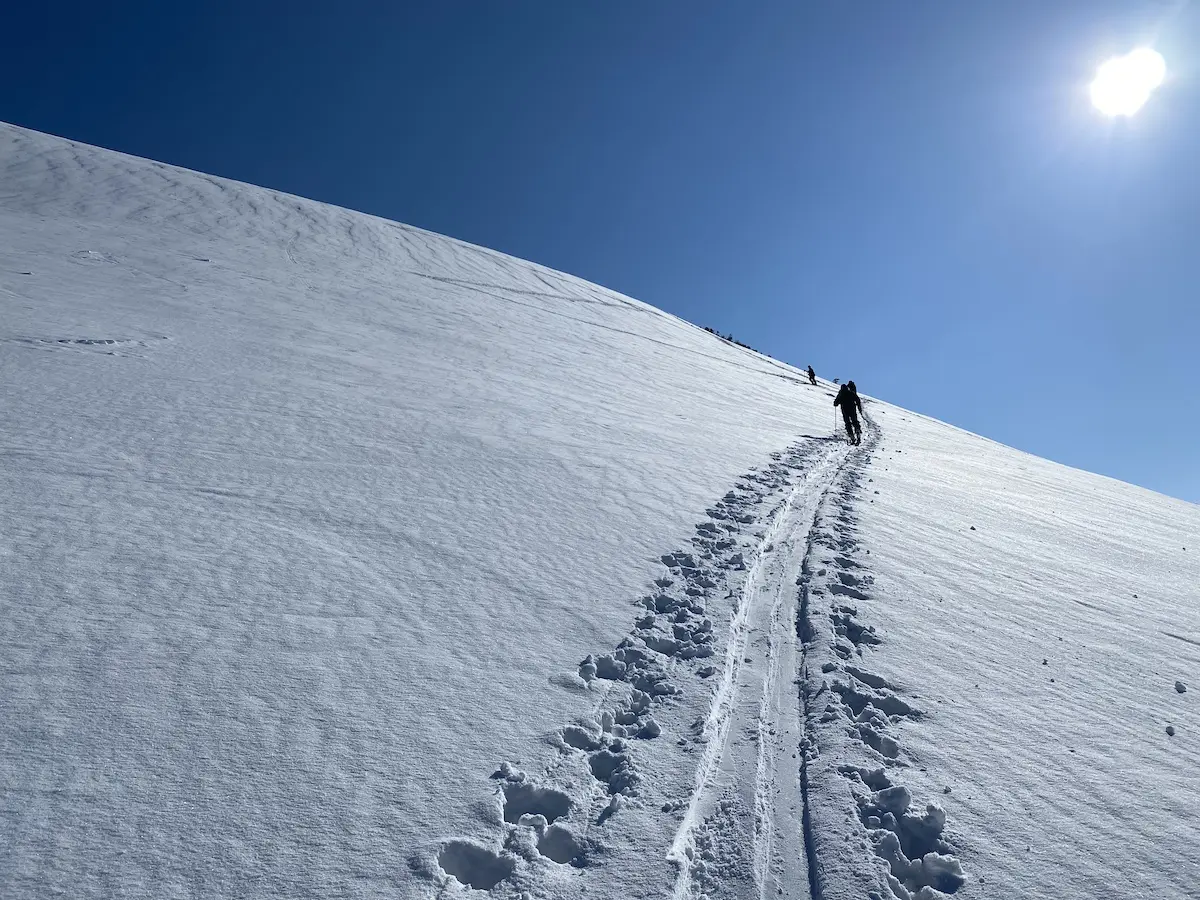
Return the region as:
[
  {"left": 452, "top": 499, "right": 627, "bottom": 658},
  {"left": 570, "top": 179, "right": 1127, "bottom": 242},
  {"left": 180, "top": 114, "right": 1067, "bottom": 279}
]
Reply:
[{"left": 1, "top": 123, "right": 1196, "bottom": 900}]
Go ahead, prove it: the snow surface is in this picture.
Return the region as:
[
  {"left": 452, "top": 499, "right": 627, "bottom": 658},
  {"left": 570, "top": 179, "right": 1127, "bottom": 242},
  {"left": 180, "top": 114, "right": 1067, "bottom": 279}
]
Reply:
[{"left": 1, "top": 122, "right": 1197, "bottom": 900}]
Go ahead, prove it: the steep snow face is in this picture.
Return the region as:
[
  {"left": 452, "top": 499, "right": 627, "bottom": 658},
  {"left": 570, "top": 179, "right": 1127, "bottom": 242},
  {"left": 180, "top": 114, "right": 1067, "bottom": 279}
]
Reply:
[
  {"left": 0, "top": 123, "right": 834, "bottom": 899},
  {"left": 1, "top": 122, "right": 1196, "bottom": 900}
]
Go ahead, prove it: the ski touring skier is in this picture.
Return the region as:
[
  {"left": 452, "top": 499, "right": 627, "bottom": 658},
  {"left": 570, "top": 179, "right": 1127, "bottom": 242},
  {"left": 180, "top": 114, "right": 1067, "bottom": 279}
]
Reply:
[
  {"left": 807, "top": 365, "right": 817, "bottom": 386},
  {"left": 834, "top": 380, "right": 863, "bottom": 445}
]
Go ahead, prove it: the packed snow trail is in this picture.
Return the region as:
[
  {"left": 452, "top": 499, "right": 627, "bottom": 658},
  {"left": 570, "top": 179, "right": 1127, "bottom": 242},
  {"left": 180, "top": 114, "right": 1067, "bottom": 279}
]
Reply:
[
  {"left": 414, "top": 437, "right": 875, "bottom": 900},
  {"left": 662, "top": 412, "right": 969, "bottom": 900},
  {"left": 668, "top": 437, "right": 856, "bottom": 900}
]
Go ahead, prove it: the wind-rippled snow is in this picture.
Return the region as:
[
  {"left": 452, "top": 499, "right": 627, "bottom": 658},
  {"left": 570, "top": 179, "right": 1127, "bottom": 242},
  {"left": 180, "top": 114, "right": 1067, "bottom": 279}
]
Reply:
[{"left": 1, "top": 123, "right": 1196, "bottom": 900}]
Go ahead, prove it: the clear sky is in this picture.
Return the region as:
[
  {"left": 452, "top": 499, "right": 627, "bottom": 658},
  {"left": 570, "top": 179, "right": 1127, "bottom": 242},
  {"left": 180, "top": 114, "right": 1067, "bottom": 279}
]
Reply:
[{"left": 2, "top": 2, "right": 1196, "bottom": 502}]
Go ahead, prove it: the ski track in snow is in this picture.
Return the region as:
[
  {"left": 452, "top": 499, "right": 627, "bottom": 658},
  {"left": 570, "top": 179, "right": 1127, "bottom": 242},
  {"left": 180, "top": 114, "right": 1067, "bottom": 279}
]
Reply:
[
  {"left": 667, "top": 440, "right": 847, "bottom": 900},
  {"left": 423, "top": 439, "right": 861, "bottom": 897},
  {"left": 420, "top": 414, "right": 959, "bottom": 900},
  {"left": 656, "top": 412, "right": 969, "bottom": 900}
]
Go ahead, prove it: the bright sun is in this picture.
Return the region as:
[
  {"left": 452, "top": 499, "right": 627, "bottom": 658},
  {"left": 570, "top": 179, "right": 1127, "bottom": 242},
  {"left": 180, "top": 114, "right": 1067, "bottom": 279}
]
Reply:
[{"left": 1091, "top": 48, "right": 1166, "bottom": 116}]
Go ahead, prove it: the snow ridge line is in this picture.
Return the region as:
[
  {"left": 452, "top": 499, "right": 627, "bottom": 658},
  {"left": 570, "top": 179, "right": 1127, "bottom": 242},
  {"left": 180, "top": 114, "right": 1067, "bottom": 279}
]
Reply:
[
  {"left": 667, "top": 439, "right": 851, "bottom": 900},
  {"left": 796, "top": 417, "right": 968, "bottom": 900}
]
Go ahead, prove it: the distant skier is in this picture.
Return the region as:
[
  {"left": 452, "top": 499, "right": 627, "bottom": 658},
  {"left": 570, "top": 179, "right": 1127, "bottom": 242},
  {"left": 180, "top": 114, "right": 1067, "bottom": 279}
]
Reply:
[
  {"left": 834, "top": 381, "right": 863, "bottom": 445},
  {"left": 807, "top": 365, "right": 817, "bottom": 386}
]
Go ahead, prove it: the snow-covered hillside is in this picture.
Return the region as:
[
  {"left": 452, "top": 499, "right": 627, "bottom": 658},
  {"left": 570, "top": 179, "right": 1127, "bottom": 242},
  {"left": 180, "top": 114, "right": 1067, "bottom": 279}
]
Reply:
[{"left": 1, "top": 122, "right": 1197, "bottom": 900}]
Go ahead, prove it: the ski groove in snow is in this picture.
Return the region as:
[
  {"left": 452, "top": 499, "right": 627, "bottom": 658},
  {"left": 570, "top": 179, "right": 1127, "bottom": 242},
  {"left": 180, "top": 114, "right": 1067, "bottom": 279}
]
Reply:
[{"left": 667, "top": 438, "right": 853, "bottom": 900}]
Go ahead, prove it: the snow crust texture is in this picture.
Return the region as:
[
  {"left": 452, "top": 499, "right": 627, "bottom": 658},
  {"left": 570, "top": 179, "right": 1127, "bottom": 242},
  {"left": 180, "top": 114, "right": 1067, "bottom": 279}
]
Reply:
[{"left": 2, "top": 123, "right": 1198, "bottom": 900}]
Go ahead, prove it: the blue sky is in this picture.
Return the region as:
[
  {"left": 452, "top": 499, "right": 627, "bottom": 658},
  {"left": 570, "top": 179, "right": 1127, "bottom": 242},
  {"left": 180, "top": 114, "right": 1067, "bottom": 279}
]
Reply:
[{"left": 2, "top": 2, "right": 1197, "bottom": 502}]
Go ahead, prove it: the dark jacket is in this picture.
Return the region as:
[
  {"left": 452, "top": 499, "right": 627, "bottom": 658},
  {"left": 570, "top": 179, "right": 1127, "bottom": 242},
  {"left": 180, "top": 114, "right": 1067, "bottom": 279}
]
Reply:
[{"left": 833, "top": 384, "right": 862, "bottom": 415}]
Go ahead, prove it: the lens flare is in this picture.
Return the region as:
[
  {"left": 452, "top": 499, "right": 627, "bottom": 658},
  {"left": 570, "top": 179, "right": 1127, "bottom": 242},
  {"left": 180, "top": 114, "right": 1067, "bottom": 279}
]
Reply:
[{"left": 1091, "top": 48, "right": 1166, "bottom": 116}]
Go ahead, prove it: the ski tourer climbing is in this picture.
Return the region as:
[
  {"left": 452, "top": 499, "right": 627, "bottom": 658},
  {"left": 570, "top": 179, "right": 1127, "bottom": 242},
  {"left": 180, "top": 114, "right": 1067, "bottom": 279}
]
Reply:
[
  {"left": 807, "top": 365, "right": 817, "bottom": 386},
  {"left": 834, "top": 381, "right": 863, "bottom": 445}
]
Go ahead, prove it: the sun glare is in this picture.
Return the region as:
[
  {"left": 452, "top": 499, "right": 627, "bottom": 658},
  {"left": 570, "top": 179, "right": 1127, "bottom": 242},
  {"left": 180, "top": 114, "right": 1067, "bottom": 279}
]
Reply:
[{"left": 1091, "top": 48, "right": 1166, "bottom": 116}]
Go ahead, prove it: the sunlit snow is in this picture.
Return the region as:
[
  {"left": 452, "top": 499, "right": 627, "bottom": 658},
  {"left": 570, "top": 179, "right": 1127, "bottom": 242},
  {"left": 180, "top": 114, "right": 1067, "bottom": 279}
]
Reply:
[{"left": 2, "top": 123, "right": 1197, "bottom": 900}]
